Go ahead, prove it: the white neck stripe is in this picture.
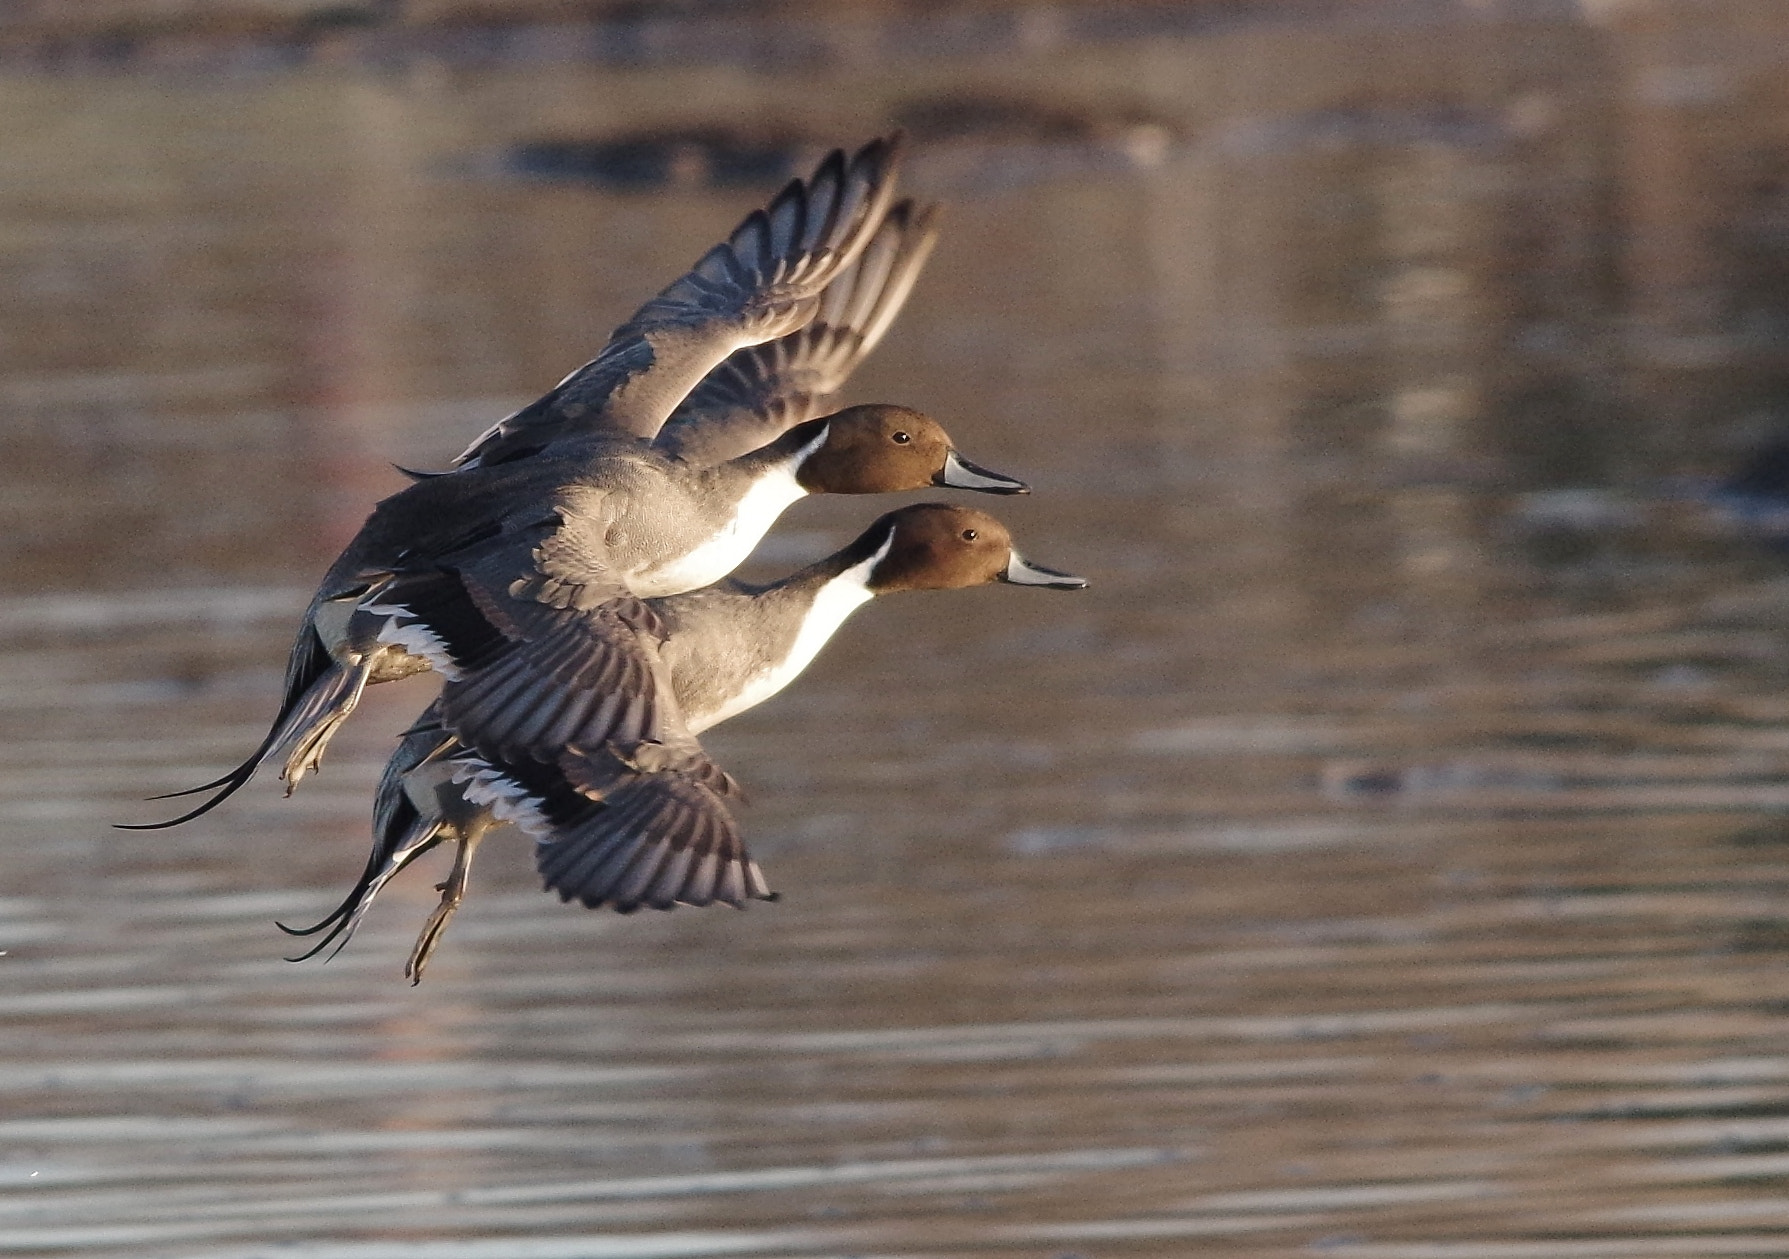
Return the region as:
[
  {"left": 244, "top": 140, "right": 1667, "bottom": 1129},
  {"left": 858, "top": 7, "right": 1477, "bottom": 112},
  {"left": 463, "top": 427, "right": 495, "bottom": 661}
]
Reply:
[
  {"left": 631, "top": 426, "right": 829, "bottom": 598},
  {"left": 789, "top": 422, "right": 830, "bottom": 477},
  {"left": 686, "top": 530, "right": 892, "bottom": 734}
]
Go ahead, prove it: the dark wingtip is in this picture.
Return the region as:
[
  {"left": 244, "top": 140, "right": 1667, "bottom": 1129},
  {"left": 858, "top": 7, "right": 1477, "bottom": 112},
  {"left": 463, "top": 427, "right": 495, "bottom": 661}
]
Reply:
[{"left": 866, "top": 129, "right": 907, "bottom": 168}]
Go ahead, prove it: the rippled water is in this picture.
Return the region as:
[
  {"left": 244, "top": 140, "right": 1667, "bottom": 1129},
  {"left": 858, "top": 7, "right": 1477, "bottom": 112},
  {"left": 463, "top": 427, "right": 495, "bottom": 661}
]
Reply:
[{"left": 7, "top": 3, "right": 1789, "bottom": 1256}]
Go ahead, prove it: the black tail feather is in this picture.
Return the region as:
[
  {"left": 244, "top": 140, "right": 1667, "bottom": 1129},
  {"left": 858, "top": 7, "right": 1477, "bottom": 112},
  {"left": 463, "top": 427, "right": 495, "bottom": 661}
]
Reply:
[
  {"left": 279, "top": 791, "right": 446, "bottom": 963},
  {"left": 281, "top": 916, "right": 358, "bottom": 964},
  {"left": 119, "top": 623, "right": 337, "bottom": 831},
  {"left": 274, "top": 890, "right": 359, "bottom": 939},
  {"left": 278, "top": 833, "right": 438, "bottom": 964},
  {"left": 143, "top": 752, "right": 264, "bottom": 802},
  {"left": 278, "top": 787, "right": 427, "bottom": 941},
  {"left": 115, "top": 752, "right": 267, "bottom": 830}
]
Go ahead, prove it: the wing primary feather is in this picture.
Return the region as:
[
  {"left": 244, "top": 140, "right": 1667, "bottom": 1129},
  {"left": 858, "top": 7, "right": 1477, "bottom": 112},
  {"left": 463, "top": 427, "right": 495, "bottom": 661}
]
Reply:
[
  {"left": 746, "top": 862, "right": 774, "bottom": 900},
  {"left": 649, "top": 844, "right": 700, "bottom": 909},
  {"left": 799, "top": 150, "right": 846, "bottom": 252},
  {"left": 611, "top": 837, "right": 673, "bottom": 910},
  {"left": 678, "top": 847, "right": 719, "bottom": 905},
  {"left": 717, "top": 856, "right": 747, "bottom": 908}
]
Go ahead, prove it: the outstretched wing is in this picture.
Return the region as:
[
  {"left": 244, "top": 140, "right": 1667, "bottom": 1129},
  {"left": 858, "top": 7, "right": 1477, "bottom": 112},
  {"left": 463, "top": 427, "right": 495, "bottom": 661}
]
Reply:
[
  {"left": 435, "top": 612, "right": 768, "bottom": 913},
  {"left": 435, "top": 589, "right": 670, "bottom": 768},
  {"left": 655, "top": 199, "right": 942, "bottom": 466},
  {"left": 456, "top": 135, "right": 904, "bottom": 468},
  {"left": 534, "top": 760, "right": 769, "bottom": 913},
  {"left": 416, "top": 557, "right": 768, "bottom": 913}
]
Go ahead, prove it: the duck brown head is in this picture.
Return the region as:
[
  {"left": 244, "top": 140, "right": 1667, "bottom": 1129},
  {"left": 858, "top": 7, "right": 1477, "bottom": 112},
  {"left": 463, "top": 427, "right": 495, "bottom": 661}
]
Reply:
[
  {"left": 854, "top": 503, "right": 1087, "bottom": 593},
  {"left": 792, "top": 405, "right": 1028, "bottom": 495}
]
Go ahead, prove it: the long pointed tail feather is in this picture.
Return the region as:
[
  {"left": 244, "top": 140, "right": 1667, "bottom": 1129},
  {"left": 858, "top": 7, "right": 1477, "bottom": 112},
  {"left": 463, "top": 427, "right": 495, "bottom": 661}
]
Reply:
[
  {"left": 117, "top": 668, "right": 353, "bottom": 831},
  {"left": 277, "top": 772, "right": 429, "bottom": 939},
  {"left": 280, "top": 717, "right": 458, "bottom": 959},
  {"left": 143, "top": 747, "right": 270, "bottom": 802},
  {"left": 116, "top": 749, "right": 269, "bottom": 830},
  {"left": 121, "top": 657, "right": 373, "bottom": 831},
  {"left": 279, "top": 814, "right": 447, "bottom": 962},
  {"left": 120, "top": 622, "right": 339, "bottom": 830}
]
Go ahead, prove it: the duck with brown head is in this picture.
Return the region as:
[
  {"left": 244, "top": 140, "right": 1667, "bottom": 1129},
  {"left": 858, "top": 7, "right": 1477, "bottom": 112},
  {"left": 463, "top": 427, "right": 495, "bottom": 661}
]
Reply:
[
  {"left": 623, "top": 404, "right": 1025, "bottom": 602},
  {"left": 786, "top": 404, "right": 1028, "bottom": 496},
  {"left": 851, "top": 500, "right": 1081, "bottom": 592},
  {"left": 120, "top": 140, "right": 1017, "bottom": 830},
  {"left": 280, "top": 504, "right": 1085, "bottom": 981}
]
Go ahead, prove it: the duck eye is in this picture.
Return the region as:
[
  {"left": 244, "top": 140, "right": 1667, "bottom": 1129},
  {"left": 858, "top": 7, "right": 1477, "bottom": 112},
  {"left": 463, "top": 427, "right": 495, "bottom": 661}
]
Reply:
[
  {"left": 891, "top": 431, "right": 911, "bottom": 444},
  {"left": 961, "top": 528, "right": 978, "bottom": 541}
]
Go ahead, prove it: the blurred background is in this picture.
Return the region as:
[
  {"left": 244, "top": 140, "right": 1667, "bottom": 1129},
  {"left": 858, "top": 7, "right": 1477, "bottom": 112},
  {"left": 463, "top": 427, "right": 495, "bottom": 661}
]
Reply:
[{"left": 7, "top": 1, "right": 1789, "bottom": 1255}]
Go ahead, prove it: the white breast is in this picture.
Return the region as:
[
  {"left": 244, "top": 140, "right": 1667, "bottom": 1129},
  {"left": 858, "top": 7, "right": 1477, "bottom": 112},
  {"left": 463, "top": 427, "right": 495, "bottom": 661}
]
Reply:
[
  {"left": 687, "top": 533, "right": 890, "bottom": 733},
  {"left": 631, "top": 427, "right": 826, "bottom": 598}
]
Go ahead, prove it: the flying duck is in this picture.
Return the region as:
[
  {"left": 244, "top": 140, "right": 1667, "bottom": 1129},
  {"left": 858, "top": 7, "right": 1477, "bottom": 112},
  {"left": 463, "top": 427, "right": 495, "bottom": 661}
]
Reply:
[
  {"left": 129, "top": 139, "right": 1026, "bottom": 829},
  {"left": 281, "top": 503, "right": 1085, "bottom": 980}
]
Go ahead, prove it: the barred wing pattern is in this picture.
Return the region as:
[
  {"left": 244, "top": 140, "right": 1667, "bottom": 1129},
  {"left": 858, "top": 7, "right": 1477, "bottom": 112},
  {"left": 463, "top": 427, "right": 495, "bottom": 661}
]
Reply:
[
  {"left": 535, "top": 779, "right": 766, "bottom": 912},
  {"left": 434, "top": 586, "right": 668, "bottom": 768},
  {"left": 655, "top": 199, "right": 941, "bottom": 466},
  {"left": 421, "top": 572, "right": 766, "bottom": 913},
  {"left": 456, "top": 135, "right": 904, "bottom": 466}
]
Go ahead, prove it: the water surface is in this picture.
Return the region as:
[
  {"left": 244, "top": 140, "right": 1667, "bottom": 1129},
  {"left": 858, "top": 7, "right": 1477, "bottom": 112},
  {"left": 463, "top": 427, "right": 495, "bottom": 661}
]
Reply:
[{"left": 6, "top": 4, "right": 1789, "bottom": 1256}]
